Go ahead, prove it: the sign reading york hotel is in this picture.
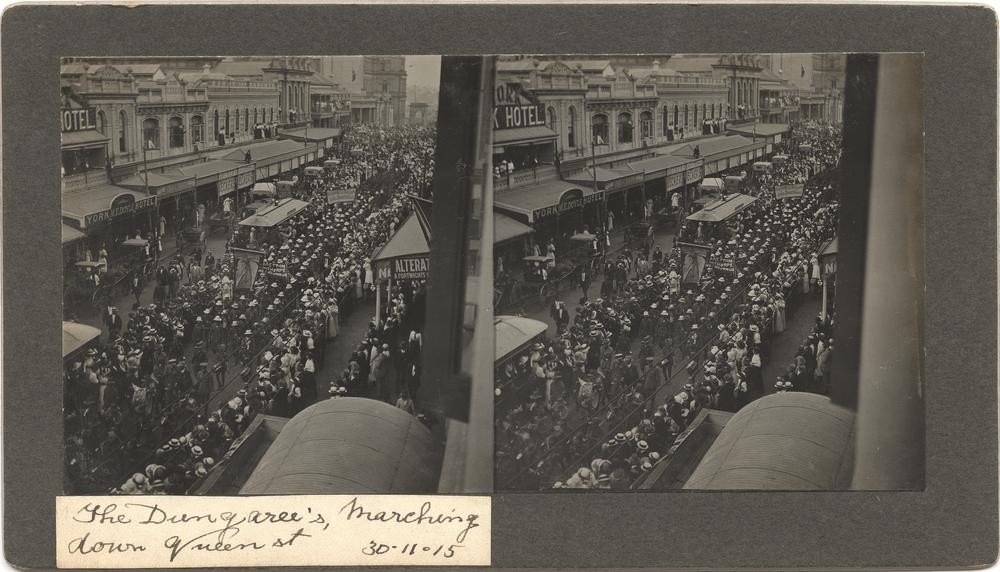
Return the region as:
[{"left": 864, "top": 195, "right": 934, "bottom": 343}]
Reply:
[{"left": 493, "top": 83, "right": 547, "bottom": 130}]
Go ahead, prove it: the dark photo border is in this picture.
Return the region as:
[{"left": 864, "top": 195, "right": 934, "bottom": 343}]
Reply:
[{"left": 3, "top": 4, "right": 996, "bottom": 570}]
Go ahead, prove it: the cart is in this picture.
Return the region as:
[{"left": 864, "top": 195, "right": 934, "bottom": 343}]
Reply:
[{"left": 178, "top": 228, "right": 207, "bottom": 257}]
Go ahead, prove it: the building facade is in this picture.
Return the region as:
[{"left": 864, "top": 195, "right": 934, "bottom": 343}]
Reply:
[{"left": 320, "top": 55, "right": 408, "bottom": 126}]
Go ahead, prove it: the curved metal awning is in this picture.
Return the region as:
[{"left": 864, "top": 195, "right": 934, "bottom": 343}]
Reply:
[
  {"left": 63, "top": 321, "right": 101, "bottom": 359},
  {"left": 686, "top": 193, "right": 757, "bottom": 223},
  {"left": 684, "top": 392, "right": 856, "bottom": 490},
  {"left": 240, "top": 397, "right": 442, "bottom": 495},
  {"left": 494, "top": 315, "right": 547, "bottom": 364}
]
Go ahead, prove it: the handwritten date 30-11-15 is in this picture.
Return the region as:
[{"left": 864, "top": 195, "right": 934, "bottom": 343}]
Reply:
[{"left": 65, "top": 496, "right": 484, "bottom": 564}]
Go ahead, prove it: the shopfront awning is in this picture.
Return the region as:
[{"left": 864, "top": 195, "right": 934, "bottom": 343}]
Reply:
[
  {"left": 62, "top": 224, "right": 85, "bottom": 245},
  {"left": 494, "top": 125, "right": 558, "bottom": 146},
  {"left": 494, "top": 180, "right": 603, "bottom": 223},
  {"left": 237, "top": 198, "right": 310, "bottom": 228},
  {"left": 726, "top": 122, "right": 790, "bottom": 138},
  {"left": 63, "top": 321, "right": 101, "bottom": 359},
  {"left": 686, "top": 193, "right": 757, "bottom": 222},
  {"left": 494, "top": 212, "right": 534, "bottom": 245},
  {"left": 62, "top": 184, "right": 157, "bottom": 229},
  {"left": 116, "top": 170, "right": 197, "bottom": 199},
  {"left": 61, "top": 130, "right": 110, "bottom": 150},
  {"left": 278, "top": 126, "right": 342, "bottom": 144}
]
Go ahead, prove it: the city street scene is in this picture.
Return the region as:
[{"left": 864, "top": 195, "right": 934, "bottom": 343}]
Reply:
[
  {"left": 59, "top": 55, "right": 489, "bottom": 496},
  {"left": 493, "top": 54, "right": 923, "bottom": 491}
]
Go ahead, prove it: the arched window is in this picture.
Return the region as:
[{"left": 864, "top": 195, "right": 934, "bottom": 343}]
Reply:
[
  {"left": 693, "top": 104, "right": 698, "bottom": 126},
  {"left": 270, "top": 107, "right": 274, "bottom": 122},
  {"left": 253, "top": 108, "right": 258, "bottom": 125},
  {"left": 684, "top": 105, "right": 689, "bottom": 127},
  {"left": 673, "top": 105, "right": 679, "bottom": 127},
  {"left": 225, "top": 109, "right": 231, "bottom": 135},
  {"left": 244, "top": 109, "right": 250, "bottom": 132},
  {"left": 191, "top": 115, "right": 204, "bottom": 145},
  {"left": 567, "top": 106, "right": 576, "bottom": 148},
  {"left": 617, "top": 112, "right": 633, "bottom": 144},
  {"left": 663, "top": 106, "right": 669, "bottom": 135},
  {"left": 142, "top": 117, "right": 159, "bottom": 150},
  {"left": 168, "top": 116, "right": 184, "bottom": 148},
  {"left": 96, "top": 110, "right": 106, "bottom": 135},
  {"left": 640, "top": 110, "right": 653, "bottom": 140},
  {"left": 213, "top": 110, "right": 220, "bottom": 136},
  {"left": 591, "top": 113, "right": 608, "bottom": 145},
  {"left": 546, "top": 106, "right": 557, "bottom": 132},
  {"left": 703, "top": 103, "right": 708, "bottom": 121},
  {"left": 117, "top": 110, "right": 127, "bottom": 154}
]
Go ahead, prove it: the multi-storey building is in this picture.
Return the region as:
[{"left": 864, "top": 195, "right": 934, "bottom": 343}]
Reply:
[{"left": 319, "top": 56, "right": 407, "bottom": 126}]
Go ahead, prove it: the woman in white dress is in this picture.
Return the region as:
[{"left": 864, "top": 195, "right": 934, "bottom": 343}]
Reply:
[
  {"left": 774, "top": 294, "right": 787, "bottom": 334},
  {"left": 327, "top": 298, "right": 340, "bottom": 339}
]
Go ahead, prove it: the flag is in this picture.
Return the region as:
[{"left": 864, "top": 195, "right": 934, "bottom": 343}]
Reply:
[{"left": 801, "top": 64, "right": 805, "bottom": 78}]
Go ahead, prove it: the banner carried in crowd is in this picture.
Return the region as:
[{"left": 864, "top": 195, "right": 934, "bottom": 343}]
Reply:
[{"left": 775, "top": 184, "right": 805, "bottom": 200}]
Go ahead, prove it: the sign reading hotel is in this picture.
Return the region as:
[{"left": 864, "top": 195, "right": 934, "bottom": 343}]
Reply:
[
  {"left": 493, "top": 83, "right": 546, "bottom": 130},
  {"left": 84, "top": 194, "right": 157, "bottom": 227},
  {"left": 62, "top": 107, "right": 97, "bottom": 133},
  {"left": 533, "top": 188, "right": 603, "bottom": 220}
]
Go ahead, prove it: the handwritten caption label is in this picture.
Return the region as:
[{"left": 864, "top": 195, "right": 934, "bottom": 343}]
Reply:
[{"left": 56, "top": 495, "right": 490, "bottom": 568}]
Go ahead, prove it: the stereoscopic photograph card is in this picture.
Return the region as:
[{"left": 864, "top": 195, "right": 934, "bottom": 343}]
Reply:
[{"left": 3, "top": 3, "right": 998, "bottom": 571}]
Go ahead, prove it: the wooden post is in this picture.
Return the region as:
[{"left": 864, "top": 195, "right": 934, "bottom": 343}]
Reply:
[{"left": 374, "top": 277, "right": 382, "bottom": 327}]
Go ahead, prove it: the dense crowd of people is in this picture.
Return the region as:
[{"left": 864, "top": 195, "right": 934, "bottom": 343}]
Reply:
[
  {"left": 495, "top": 121, "right": 842, "bottom": 491},
  {"left": 63, "top": 125, "right": 436, "bottom": 495}
]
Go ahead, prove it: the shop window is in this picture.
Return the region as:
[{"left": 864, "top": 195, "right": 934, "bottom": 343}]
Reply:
[
  {"left": 142, "top": 117, "right": 159, "bottom": 150},
  {"left": 567, "top": 106, "right": 576, "bottom": 148},
  {"left": 617, "top": 112, "right": 633, "bottom": 144},
  {"left": 169, "top": 116, "right": 184, "bottom": 148},
  {"left": 191, "top": 115, "right": 204, "bottom": 145},
  {"left": 591, "top": 113, "right": 608, "bottom": 145},
  {"left": 117, "top": 110, "right": 127, "bottom": 154},
  {"left": 640, "top": 110, "right": 653, "bottom": 140}
]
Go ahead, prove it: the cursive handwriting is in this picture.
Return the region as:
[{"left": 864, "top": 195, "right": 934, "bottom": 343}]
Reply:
[
  {"left": 339, "top": 497, "right": 480, "bottom": 543},
  {"left": 68, "top": 533, "right": 146, "bottom": 555}
]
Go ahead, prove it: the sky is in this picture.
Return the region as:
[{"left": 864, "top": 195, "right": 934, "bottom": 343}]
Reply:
[{"left": 404, "top": 55, "right": 441, "bottom": 90}]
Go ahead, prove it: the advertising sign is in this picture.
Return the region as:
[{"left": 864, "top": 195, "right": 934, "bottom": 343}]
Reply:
[
  {"left": 259, "top": 258, "right": 288, "bottom": 279},
  {"left": 61, "top": 108, "right": 97, "bottom": 133},
  {"left": 493, "top": 83, "right": 547, "bottom": 130},
  {"left": 378, "top": 256, "right": 430, "bottom": 281},
  {"left": 533, "top": 189, "right": 603, "bottom": 220},
  {"left": 84, "top": 195, "right": 157, "bottom": 227}
]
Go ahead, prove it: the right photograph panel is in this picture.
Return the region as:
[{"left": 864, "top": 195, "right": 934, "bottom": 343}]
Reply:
[{"left": 492, "top": 53, "right": 924, "bottom": 492}]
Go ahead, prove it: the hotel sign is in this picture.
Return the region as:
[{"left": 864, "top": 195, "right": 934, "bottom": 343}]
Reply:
[
  {"left": 84, "top": 194, "right": 157, "bottom": 227},
  {"left": 493, "top": 83, "right": 547, "bottom": 130},
  {"left": 61, "top": 108, "right": 97, "bottom": 133},
  {"left": 534, "top": 188, "right": 604, "bottom": 220}
]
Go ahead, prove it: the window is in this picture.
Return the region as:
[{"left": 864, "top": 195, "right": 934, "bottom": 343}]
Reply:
[
  {"left": 96, "top": 110, "right": 106, "bottom": 135},
  {"left": 168, "top": 116, "right": 184, "bottom": 148},
  {"left": 703, "top": 104, "right": 708, "bottom": 122},
  {"left": 684, "top": 105, "right": 689, "bottom": 127},
  {"left": 567, "top": 106, "right": 576, "bottom": 148},
  {"left": 663, "top": 106, "right": 669, "bottom": 135},
  {"left": 225, "top": 110, "right": 231, "bottom": 134},
  {"left": 693, "top": 104, "right": 698, "bottom": 126},
  {"left": 142, "top": 117, "right": 159, "bottom": 150},
  {"left": 591, "top": 113, "right": 608, "bottom": 145},
  {"left": 640, "top": 110, "right": 653, "bottom": 140},
  {"left": 117, "top": 110, "right": 127, "bottom": 153},
  {"left": 244, "top": 109, "right": 250, "bottom": 132},
  {"left": 253, "top": 108, "right": 258, "bottom": 125},
  {"left": 382, "top": 81, "right": 388, "bottom": 93},
  {"left": 617, "top": 112, "right": 633, "bottom": 144},
  {"left": 270, "top": 107, "right": 274, "bottom": 122},
  {"left": 214, "top": 110, "right": 220, "bottom": 136},
  {"left": 191, "top": 115, "right": 204, "bottom": 145},
  {"left": 673, "top": 105, "right": 679, "bottom": 127},
  {"left": 547, "top": 106, "right": 557, "bottom": 132}
]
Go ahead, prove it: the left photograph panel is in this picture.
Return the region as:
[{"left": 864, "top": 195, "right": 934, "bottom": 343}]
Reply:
[{"left": 60, "top": 55, "right": 493, "bottom": 495}]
